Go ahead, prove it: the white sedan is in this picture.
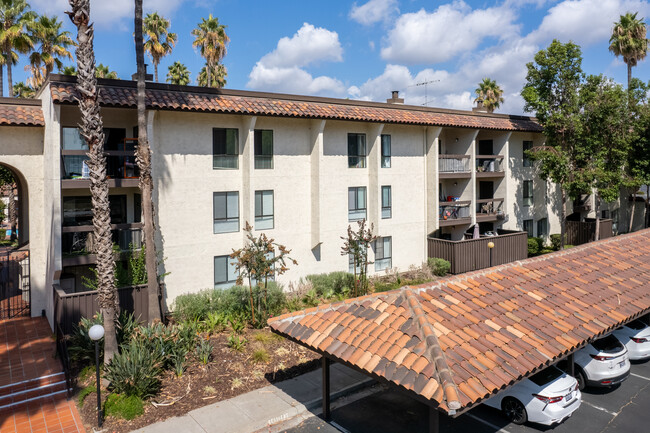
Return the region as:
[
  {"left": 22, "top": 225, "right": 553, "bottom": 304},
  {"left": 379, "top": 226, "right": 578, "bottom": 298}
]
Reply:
[
  {"left": 484, "top": 366, "right": 581, "bottom": 425},
  {"left": 612, "top": 319, "right": 650, "bottom": 361}
]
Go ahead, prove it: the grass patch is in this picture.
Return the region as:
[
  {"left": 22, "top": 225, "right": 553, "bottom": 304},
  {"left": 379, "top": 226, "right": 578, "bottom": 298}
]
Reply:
[
  {"left": 252, "top": 332, "right": 272, "bottom": 344},
  {"left": 104, "top": 394, "right": 144, "bottom": 420},
  {"left": 77, "top": 384, "right": 95, "bottom": 407},
  {"left": 230, "top": 378, "right": 243, "bottom": 390},
  {"left": 274, "top": 347, "right": 289, "bottom": 357},
  {"left": 203, "top": 386, "right": 216, "bottom": 395},
  {"left": 78, "top": 365, "right": 95, "bottom": 383},
  {"left": 252, "top": 349, "right": 270, "bottom": 363}
]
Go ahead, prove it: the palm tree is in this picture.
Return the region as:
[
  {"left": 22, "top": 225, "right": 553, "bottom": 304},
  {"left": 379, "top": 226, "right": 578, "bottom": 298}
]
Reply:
[
  {"left": 191, "top": 14, "right": 229, "bottom": 88},
  {"left": 135, "top": 0, "right": 162, "bottom": 324},
  {"left": 197, "top": 62, "right": 226, "bottom": 88},
  {"left": 474, "top": 78, "right": 504, "bottom": 113},
  {"left": 28, "top": 14, "right": 75, "bottom": 77},
  {"left": 59, "top": 65, "right": 76, "bottom": 75},
  {"left": 0, "top": 0, "right": 36, "bottom": 97},
  {"left": 12, "top": 80, "right": 32, "bottom": 97},
  {"left": 166, "top": 61, "right": 189, "bottom": 85},
  {"left": 67, "top": 0, "right": 119, "bottom": 364},
  {"left": 95, "top": 63, "right": 117, "bottom": 79},
  {"left": 609, "top": 12, "right": 648, "bottom": 89},
  {"left": 143, "top": 12, "right": 176, "bottom": 82},
  {"left": 24, "top": 62, "right": 44, "bottom": 88}
]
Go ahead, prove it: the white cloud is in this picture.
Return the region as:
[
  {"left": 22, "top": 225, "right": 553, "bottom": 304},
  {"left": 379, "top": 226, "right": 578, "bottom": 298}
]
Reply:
[
  {"left": 349, "top": 0, "right": 399, "bottom": 25},
  {"left": 30, "top": 0, "right": 186, "bottom": 29},
  {"left": 381, "top": 1, "right": 519, "bottom": 64},
  {"left": 247, "top": 23, "right": 346, "bottom": 97},
  {"left": 259, "top": 23, "right": 343, "bottom": 69},
  {"left": 527, "top": 0, "right": 650, "bottom": 46}
]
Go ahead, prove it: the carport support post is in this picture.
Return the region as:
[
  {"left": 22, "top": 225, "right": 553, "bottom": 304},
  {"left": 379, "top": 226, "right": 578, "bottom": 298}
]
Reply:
[
  {"left": 429, "top": 407, "right": 439, "bottom": 433},
  {"left": 322, "top": 356, "right": 331, "bottom": 421},
  {"left": 568, "top": 353, "right": 575, "bottom": 377}
]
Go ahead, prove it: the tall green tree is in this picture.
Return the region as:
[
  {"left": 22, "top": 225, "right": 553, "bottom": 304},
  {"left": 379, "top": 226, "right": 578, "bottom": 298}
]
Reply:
[
  {"left": 191, "top": 14, "right": 229, "bottom": 88},
  {"left": 67, "top": 0, "right": 119, "bottom": 363},
  {"left": 12, "top": 80, "right": 32, "bottom": 97},
  {"left": 166, "top": 61, "right": 189, "bottom": 85},
  {"left": 474, "top": 77, "right": 504, "bottom": 113},
  {"left": 609, "top": 12, "right": 648, "bottom": 90},
  {"left": 59, "top": 64, "right": 75, "bottom": 75},
  {"left": 197, "top": 62, "right": 226, "bottom": 88},
  {"left": 521, "top": 40, "right": 585, "bottom": 249},
  {"left": 94, "top": 63, "right": 117, "bottom": 79},
  {"left": 28, "top": 14, "right": 74, "bottom": 78},
  {"left": 628, "top": 78, "right": 650, "bottom": 229},
  {"left": 143, "top": 12, "right": 176, "bottom": 83},
  {"left": 0, "top": 0, "right": 36, "bottom": 97},
  {"left": 340, "top": 219, "right": 376, "bottom": 297},
  {"left": 135, "top": 0, "right": 162, "bottom": 324}
]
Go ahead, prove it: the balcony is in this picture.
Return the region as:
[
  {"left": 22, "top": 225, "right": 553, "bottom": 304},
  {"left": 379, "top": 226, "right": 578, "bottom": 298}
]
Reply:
[
  {"left": 476, "top": 198, "right": 505, "bottom": 222},
  {"left": 61, "top": 138, "right": 140, "bottom": 189},
  {"left": 475, "top": 155, "right": 505, "bottom": 178},
  {"left": 61, "top": 223, "right": 143, "bottom": 266},
  {"left": 438, "top": 155, "right": 471, "bottom": 179},
  {"left": 428, "top": 229, "right": 528, "bottom": 274},
  {"left": 439, "top": 201, "right": 471, "bottom": 227}
]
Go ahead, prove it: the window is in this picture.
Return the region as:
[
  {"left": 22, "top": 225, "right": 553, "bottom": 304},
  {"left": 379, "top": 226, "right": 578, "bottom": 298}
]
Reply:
[
  {"left": 254, "top": 129, "right": 273, "bottom": 169},
  {"left": 537, "top": 218, "right": 548, "bottom": 237},
  {"left": 375, "top": 237, "right": 392, "bottom": 272},
  {"left": 523, "top": 141, "right": 533, "bottom": 167},
  {"left": 523, "top": 219, "right": 533, "bottom": 237},
  {"left": 382, "top": 186, "right": 392, "bottom": 219},
  {"left": 213, "top": 192, "right": 239, "bottom": 233},
  {"left": 523, "top": 180, "right": 533, "bottom": 207},
  {"left": 62, "top": 127, "right": 87, "bottom": 150},
  {"left": 348, "top": 187, "right": 367, "bottom": 221},
  {"left": 381, "top": 135, "right": 391, "bottom": 168},
  {"left": 62, "top": 195, "right": 126, "bottom": 226},
  {"left": 348, "top": 133, "right": 366, "bottom": 168},
  {"left": 214, "top": 255, "right": 238, "bottom": 289},
  {"left": 134, "top": 193, "right": 142, "bottom": 223},
  {"left": 255, "top": 190, "right": 274, "bottom": 230},
  {"left": 213, "top": 128, "right": 239, "bottom": 169}
]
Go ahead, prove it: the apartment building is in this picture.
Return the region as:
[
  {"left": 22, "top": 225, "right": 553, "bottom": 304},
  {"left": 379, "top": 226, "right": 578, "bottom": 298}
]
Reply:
[{"left": 1, "top": 75, "right": 572, "bottom": 325}]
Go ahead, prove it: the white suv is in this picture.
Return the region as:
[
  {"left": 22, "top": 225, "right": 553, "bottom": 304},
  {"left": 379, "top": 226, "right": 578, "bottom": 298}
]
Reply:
[
  {"left": 612, "top": 319, "right": 650, "bottom": 361},
  {"left": 573, "top": 334, "right": 630, "bottom": 389}
]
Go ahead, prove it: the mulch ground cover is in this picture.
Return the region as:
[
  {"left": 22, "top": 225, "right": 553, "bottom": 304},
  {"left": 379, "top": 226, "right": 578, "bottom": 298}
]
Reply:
[{"left": 74, "top": 327, "right": 320, "bottom": 433}]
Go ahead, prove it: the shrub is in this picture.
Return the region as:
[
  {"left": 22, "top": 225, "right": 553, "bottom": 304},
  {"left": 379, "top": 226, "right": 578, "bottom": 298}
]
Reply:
[
  {"left": 173, "top": 291, "right": 212, "bottom": 322},
  {"left": 104, "top": 340, "right": 162, "bottom": 398},
  {"left": 252, "top": 348, "right": 270, "bottom": 363},
  {"left": 68, "top": 315, "right": 104, "bottom": 365},
  {"left": 527, "top": 237, "right": 541, "bottom": 256},
  {"left": 104, "top": 393, "right": 144, "bottom": 420},
  {"left": 195, "top": 338, "right": 212, "bottom": 364},
  {"left": 550, "top": 234, "right": 562, "bottom": 251},
  {"left": 427, "top": 258, "right": 450, "bottom": 276},
  {"left": 305, "top": 272, "right": 355, "bottom": 297},
  {"left": 117, "top": 311, "right": 139, "bottom": 347},
  {"left": 0, "top": 229, "right": 6, "bottom": 239},
  {"left": 227, "top": 334, "right": 247, "bottom": 351}
]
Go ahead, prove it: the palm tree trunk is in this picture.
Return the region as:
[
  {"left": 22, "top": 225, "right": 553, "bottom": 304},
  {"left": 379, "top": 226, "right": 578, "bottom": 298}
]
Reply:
[
  {"left": 154, "top": 62, "right": 158, "bottom": 83},
  {"left": 68, "top": 0, "right": 119, "bottom": 364},
  {"left": 7, "top": 62, "right": 13, "bottom": 98},
  {"left": 594, "top": 194, "right": 600, "bottom": 242},
  {"left": 8, "top": 184, "right": 17, "bottom": 242},
  {"left": 560, "top": 188, "right": 566, "bottom": 250},
  {"left": 0, "top": 65, "right": 4, "bottom": 97},
  {"left": 135, "top": 0, "right": 162, "bottom": 324},
  {"left": 207, "top": 61, "right": 212, "bottom": 88},
  {"left": 627, "top": 63, "right": 632, "bottom": 91}
]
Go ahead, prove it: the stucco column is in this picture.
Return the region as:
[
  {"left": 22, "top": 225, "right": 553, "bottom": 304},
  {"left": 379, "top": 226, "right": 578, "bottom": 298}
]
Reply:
[
  {"left": 502, "top": 132, "right": 512, "bottom": 228},
  {"left": 241, "top": 116, "right": 256, "bottom": 235},
  {"left": 310, "top": 119, "right": 326, "bottom": 249},
  {"left": 367, "top": 123, "right": 384, "bottom": 230},
  {"left": 469, "top": 130, "right": 479, "bottom": 226},
  {"left": 425, "top": 126, "right": 442, "bottom": 234}
]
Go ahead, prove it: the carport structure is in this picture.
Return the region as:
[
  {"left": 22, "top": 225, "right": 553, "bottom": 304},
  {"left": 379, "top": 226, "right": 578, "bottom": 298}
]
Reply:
[{"left": 269, "top": 229, "right": 650, "bottom": 432}]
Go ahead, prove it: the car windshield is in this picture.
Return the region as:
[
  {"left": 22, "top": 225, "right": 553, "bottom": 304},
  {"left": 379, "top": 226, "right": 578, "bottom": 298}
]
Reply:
[
  {"left": 529, "top": 367, "right": 563, "bottom": 386},
  {"left": 592, "top": 335, "right": 624, "bottom": 354},
  {"left": 626, "top": 320, "right": 648, "bottom": 331}
]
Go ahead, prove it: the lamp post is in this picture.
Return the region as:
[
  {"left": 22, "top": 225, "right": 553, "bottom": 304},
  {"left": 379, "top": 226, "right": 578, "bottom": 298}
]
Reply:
[
  {"left": 88, "top": 324, "right": 105, "bottom": 428},
  {"left": 488, "top": 241, "right": 495, "bottom": 268}
]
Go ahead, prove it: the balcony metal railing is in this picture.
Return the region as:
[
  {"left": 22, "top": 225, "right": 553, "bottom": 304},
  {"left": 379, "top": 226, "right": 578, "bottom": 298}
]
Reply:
[
  {"left": 439, "top": 201, "right": 471, "bottom": 222},
  {"left": 438, "top": 155, "right": 470, "bottom": 173},
  {"left": 62, "top": 153, "right": 140, "bottom": 180},
  {"left": 475, "top": 155, "right": 504, "bottom": 173},
  {"left": 62, "top": 224, "right": 143, "bottom": 256},
  {"left": 476, "top": 198, "right": 504, "bottom": 216}
]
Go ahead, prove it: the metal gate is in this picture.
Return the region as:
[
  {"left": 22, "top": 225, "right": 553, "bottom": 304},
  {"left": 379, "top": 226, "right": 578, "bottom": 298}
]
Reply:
[{"left": 0, "top": 250, "right": 30, "bottom": 318}]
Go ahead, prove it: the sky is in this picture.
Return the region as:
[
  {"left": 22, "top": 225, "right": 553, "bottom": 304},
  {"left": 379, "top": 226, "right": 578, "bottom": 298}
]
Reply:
[{"left": 9, "top": 0, "right": 650, "bottom": 115}]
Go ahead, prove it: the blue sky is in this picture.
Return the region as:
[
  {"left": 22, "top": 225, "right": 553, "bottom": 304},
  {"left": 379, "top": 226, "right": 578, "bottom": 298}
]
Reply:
[{"left": 12, "top": 0, "right": 650, "bottom": 114}]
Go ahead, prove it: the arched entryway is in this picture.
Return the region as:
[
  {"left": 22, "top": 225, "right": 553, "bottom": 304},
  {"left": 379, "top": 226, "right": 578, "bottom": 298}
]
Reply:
[{"left": 0, "top": 163, "right": 30, "bottom": 318}]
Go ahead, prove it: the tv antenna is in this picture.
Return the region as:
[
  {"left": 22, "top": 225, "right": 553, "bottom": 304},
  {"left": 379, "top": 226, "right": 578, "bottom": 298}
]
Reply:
[{"left": 410, "top": 79, "right": 440, "bottom": 106}]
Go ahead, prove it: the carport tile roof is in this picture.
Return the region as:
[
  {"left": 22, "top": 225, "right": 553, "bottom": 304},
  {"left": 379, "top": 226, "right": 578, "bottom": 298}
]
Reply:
[
  {"left": 0, "top": 102, "right": 44, "bottom": 126},
  {"left": 269, "top": 229, "right": 650, "bottom": 415},
  {"left": 48, "top": 75, "right": 542, "bottom": 132}
]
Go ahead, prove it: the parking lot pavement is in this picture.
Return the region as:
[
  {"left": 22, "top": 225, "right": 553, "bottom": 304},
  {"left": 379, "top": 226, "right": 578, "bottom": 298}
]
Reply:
[{"left": 281, "top": 361, "right": 650, "bottom": 433}]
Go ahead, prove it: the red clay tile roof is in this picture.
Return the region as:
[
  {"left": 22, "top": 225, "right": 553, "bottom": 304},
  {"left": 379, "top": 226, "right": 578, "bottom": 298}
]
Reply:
[
  {"left": 48, "top": 75, "right": 542, "bottom": 132},
  {"left": 269, "top": 229, "right": 650, "bottom": 415},
  {"left": 0, "top": 100, "right": 44, "bottom": 127}
]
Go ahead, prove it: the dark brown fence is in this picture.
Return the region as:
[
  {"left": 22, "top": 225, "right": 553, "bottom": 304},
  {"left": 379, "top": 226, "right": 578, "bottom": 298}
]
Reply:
[
  {"left": 428, "top": 230, "right": 528, "bottom": 274},
  {"left": 565, "top": 219, "right": 613, "bottom": 246},
  {"left": 53, "top": 284, "right": 148, "bottom": 335}
]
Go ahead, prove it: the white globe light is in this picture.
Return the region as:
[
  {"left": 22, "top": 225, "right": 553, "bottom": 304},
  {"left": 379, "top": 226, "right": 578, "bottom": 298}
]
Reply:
[{"left": 88, "top": 324, "right": 105, "bottom": 341}]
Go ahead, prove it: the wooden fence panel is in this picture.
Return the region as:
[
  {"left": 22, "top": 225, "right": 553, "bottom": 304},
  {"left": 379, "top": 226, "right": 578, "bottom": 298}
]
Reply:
[{"left": 566, "top": 219, "right": 613, "bottom": 245}]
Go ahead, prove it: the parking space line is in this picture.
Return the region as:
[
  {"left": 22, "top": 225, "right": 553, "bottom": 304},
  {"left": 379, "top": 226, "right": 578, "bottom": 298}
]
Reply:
[
  {"left": 465, "top": 413, "right": 511, "bottom": 433},
  {"left": 580, "top": 400, "right": 618, "bottom": 416},
  {"left": 630, "top": 373, "right": 650, "bottom": 381}
]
